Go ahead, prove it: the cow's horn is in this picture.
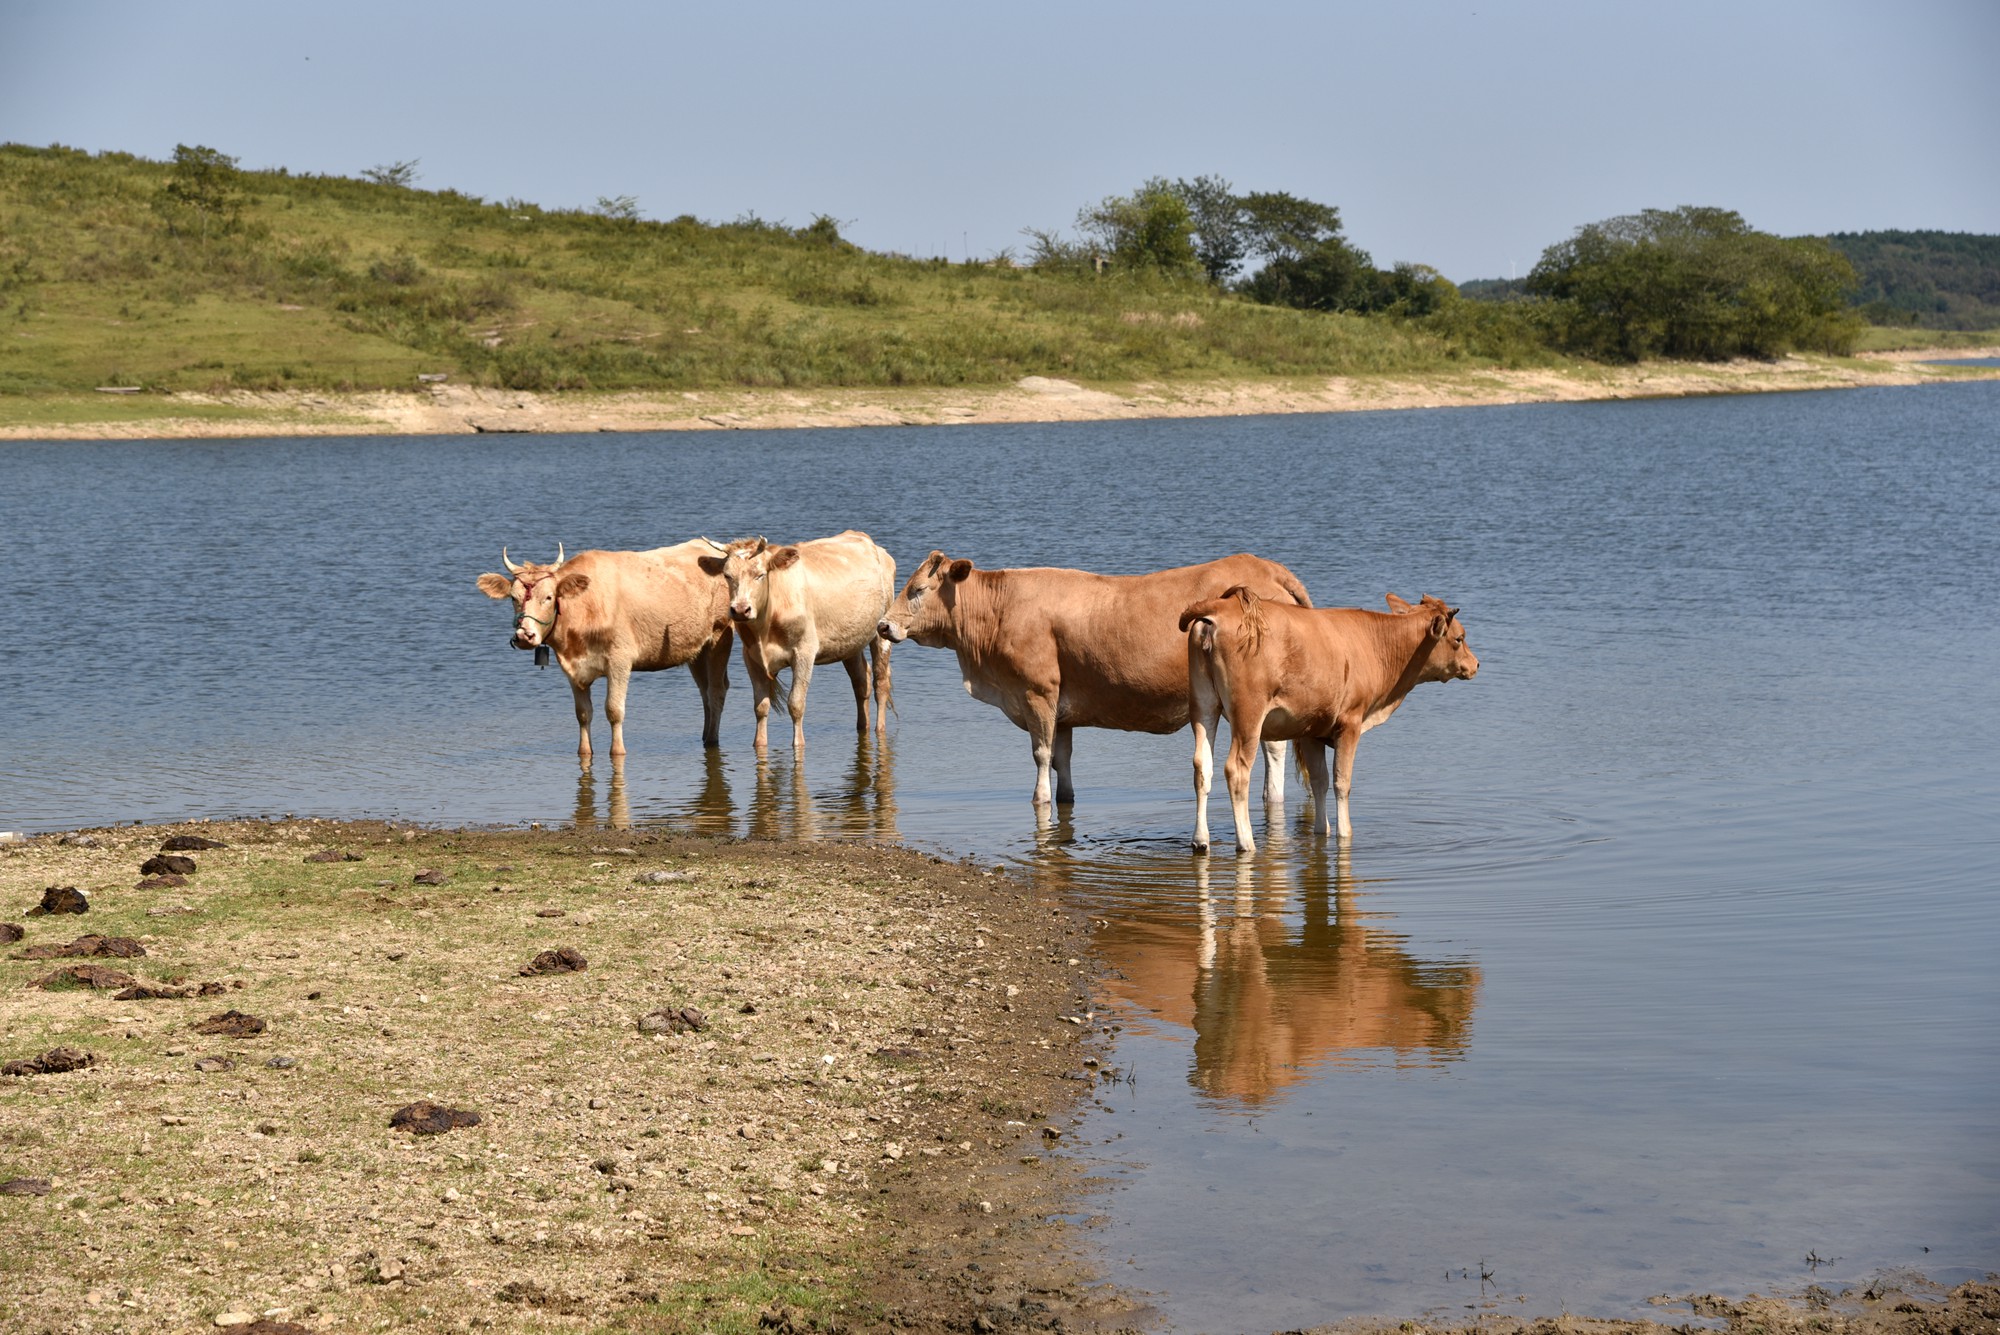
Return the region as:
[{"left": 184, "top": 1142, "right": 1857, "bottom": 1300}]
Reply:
[
  {"left": 503, "top": 547, "right": 524, "bottom": 575},
  {"left": 555, "top": 542, "right": 565, "bottom": 566},
  {"left": 699, "top": 536, "right": 729, "bottom": 553}
]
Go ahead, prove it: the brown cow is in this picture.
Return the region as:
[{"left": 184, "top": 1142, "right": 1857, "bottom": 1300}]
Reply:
[
  {"left": 877, "top": 551, "right": 1312, "bottom": 807},
  {"left": 1181, "top": 590, "right": 1478, "bottom": 852},
  {"left": 475, "top": 542, "right": 733, "bottom": 764},
  {"left": 695, "top": 530, "right": 896, "bottom": 751}
]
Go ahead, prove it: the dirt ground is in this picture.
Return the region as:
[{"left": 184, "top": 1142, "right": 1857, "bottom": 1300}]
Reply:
[
  {"left": 5, "top": 351, "right": 1997, "bottom": 440},
  {"left": 0, "top": 821, "right": 1139, "bottom": 1335},
  {"left": 2, "top": 823, "right": 1990, "bottom": 1335}
]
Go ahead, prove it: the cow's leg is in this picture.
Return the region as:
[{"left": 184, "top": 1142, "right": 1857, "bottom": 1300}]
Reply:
[
  {"left": 841, "top": 652, "right": 871, "bottom": 733},
  {"left": 690, "top": 640, "right": 731, "bottom": 748},
  {"left": 1190, "top": 702, "right": 1219, "bottom": 853},
  {"left": 743, "top": 654, "right": 778, "bottom": 752},
  {"left": 868, "top": 635, "right": 892, "bottom": 734},
  {"left": 1025, "top": 693, "right": 1060, "bottom": 808},
  {"left": 568, "top": 674, "right": 597, "bottom": 767},
  {"left": 603, "top": 662, "right": 634, "bottom": 760},
  {"left": 1224, "top": 716, "right": 1263, "bottom": 854},
  {"left": 1296, "top": 737, "right": 1331, "bottom": 838},
  {"left": 785, "top": 637, "right": 818, "bottom": 751},
  {"left": 1052, "top": 725, "right": 1076, "bottom": 806},
  {"left": 1332, "top": 718, "right": 1361, "bottom": 840},
  {"left": 1262, "top": 739, "right": 1289, "bottom": 806}
]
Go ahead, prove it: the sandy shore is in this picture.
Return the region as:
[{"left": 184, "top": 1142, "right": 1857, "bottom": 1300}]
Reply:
[{"left": 7, "top": 350, "right": 1997, "bottom": 440}]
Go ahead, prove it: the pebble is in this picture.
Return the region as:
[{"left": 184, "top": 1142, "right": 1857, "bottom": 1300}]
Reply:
[
  {"left": 214, "top": 1313, "right": 254, "bottom": 1328},
  {"left": 266, "top": 1055, "right": 297, "bottom": 1069}
]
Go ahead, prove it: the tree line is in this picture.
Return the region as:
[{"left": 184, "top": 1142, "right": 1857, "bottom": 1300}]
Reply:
[{"left": 1030, "top": 178, "right": 1884, "bottom": 360}]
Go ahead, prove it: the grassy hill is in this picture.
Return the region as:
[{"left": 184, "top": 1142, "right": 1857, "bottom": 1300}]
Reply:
[{"left": 1, "top": 143, "right": 1519, "bottom": 399}]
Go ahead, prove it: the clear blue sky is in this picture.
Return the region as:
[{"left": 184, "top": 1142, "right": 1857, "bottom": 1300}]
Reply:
[{"left": 5, "top": 0, "right": 1995, "bottom": 282}]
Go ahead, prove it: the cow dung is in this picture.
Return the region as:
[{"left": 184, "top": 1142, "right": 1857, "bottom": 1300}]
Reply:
[
  {"left": 14, "top": 934, "right": 146, "bottom": 961},
  {"left": 137, "top": 874, "right": 188, "bottom": 889},
  {"left": 139, "top": 853, "right": 197, "bottom": 877},
  {"left": 115, "top": 979, "right": 229, "bottom": 1001},
  {"left": 2, "top": 1046, "right": 97, "bottom": 1076},
  {"left": 159, "top": 835, "right": 227, "bottom": 851},
  {"left": 34, "top": 963, "right": 139, "bottom": 991},
  {"left": 389, "top": 1101, "right": 482, "bottom": 1135},
  {"left": 638, "top": 1006, "right": 708, "bottom": 1035},
  {"left": 0, "top": 1177, "right": 52, "bottom": 1196},
  {"left": 25, "top": 886, "right": 87, "bottom": 916},
  {"left": 521, "top": 946, "right": 588, "bottom": 976},
  {"left": 412, "top": 869, "right": 448, "bottom": 885},
  {"left": 304, "top": 849, "right": 364, "bottom": 863},
  {"left": 193, "top": 1056, "right": 235, "bottom": 1073},
  {"left": 0, "top": 924, "right": 22, "bottom": 943},
  {"left": 192, "top": 1009, "right": 267, "bottom": 1038}
]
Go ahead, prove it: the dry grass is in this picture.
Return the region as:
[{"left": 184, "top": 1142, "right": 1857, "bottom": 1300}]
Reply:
[{"left": 0, "top": 820, "right": 1114, "bottom": 1335}]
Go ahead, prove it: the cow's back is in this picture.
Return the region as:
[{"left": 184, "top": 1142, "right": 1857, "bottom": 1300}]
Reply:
[
  {"left": 977, "top": 554, "right": 1310, "bottom": 733},
  {"left": 563, "top": 543, "right": 729, "bottom": 671},
  {"left": 788, "top": 530, "right": 895, "bottom": 660}
]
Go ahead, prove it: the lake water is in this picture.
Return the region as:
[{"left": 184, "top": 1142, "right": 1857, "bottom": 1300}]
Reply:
[{"left": 4, "top": 384, "right": 1997, "bottom": 1329}]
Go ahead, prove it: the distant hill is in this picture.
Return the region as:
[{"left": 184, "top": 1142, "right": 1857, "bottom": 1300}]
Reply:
[
  {"left": 1820, "top": 230, "right": 2000, "bottom": 330},
  {"left": 1462, "top": 231, "right": 2000, "bottom": 331}
]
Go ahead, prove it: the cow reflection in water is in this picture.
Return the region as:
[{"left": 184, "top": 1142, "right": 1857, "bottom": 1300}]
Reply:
[
  {"left": 747, "top": 737, "right": 899, "bottom": 844},
  {"left": 1086, "top": 845, "right": 1481, "bottom": 1104},
  {"left": 572, "top": 750, "right": 735, "bottom": 834}
]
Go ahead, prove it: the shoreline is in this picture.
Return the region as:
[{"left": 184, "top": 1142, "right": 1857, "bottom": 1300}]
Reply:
[{"left": 5, "top": 349, "right": 1997, "bottom": 440}]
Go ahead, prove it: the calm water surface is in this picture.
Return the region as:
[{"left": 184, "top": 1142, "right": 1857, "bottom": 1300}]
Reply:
[{"left": 5, "top": 385, "right": 1997, "bottom": 1329}]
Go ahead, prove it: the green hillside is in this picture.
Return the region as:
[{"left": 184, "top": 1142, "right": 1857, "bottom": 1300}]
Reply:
[
  {"left": 0, "top": 143, "right": 1513, "bottom": 398},
  {"left": 1822, "top": 230, "right": 2000, "bottom": 330}
]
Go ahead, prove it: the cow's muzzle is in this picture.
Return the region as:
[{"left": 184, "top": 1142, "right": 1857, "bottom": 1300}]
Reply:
[
  {"left": 877, "top": 619, "right": 907, "bottom": 644},
  {"left": 729, "top": 603, "right": 756, "bottom": 622}
]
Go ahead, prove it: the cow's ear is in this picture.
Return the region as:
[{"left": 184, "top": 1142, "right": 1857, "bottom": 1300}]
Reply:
[
  {"left": 476, "top": 573, "right": 512, "bottom": 600},
  {"left": 557, "top": 573, "right": 591, "bottom": 599},
  {"left": 1429, "top": 613, "right": 1448, "bottom": 639},
  {"left": 696, "top": 555, "right": 726, "bottom": 577},
  {"left": 1385, "top": 593, "right": 1414, "bottom": 612},
  {"left": 947, "top": 559, "right": 973, "bottom": 582},
  {"left": 767, "top": 545, "right": 802, "bottom": 571}
]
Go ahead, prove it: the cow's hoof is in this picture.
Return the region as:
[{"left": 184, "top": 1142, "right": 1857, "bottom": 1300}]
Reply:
[{"left": 1192, "top": 840, "right": 1210, "bottom": 855}]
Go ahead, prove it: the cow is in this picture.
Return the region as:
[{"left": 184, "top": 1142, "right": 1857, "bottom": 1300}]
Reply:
[
  {"left": 475, "top": 542, "right": 733, "bottom": 764},
  {"left": 1181, "top": 589, "right": 1479, "bottom": 853},
  {"left": 695, "top": 531, "right": 896, "bottom": 751},
  {"left": 876, "top": 551, "right": 1313, "bottom": 808}
]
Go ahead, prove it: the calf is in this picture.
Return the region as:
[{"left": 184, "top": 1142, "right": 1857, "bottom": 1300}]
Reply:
[
  {"left": 475, "top": 542, "right": 733, "bottom": 763},
  {"left": 697, "top": 531, "right": 896, "bottom": 751},
  {"left": 1181, "top": 590, "right": 1478, "bottom": 852},
  {"left": 878, "top": 551, "right": 1312, "bottom": 807}
]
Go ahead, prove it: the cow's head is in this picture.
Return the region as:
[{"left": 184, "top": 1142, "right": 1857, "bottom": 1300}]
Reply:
[
  {"left": 475, "top": 546, "right": 586, "bottom": 650},
  {"left": 878, "top": 549, "right": 973, "bottom": 646},
  {"left": 1387, "top": 593, "right": 1479, "bottom": 682},
  {"left": 696, "top": 536, "right": 800, "bottom": 624}
]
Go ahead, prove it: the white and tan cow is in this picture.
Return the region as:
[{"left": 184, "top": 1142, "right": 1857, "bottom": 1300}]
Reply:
[
  {"left": 475, "top": 542, "right": 733, "bottom": 764},
  {"left": 696, "top": 531, "right": 896, "bottom": 751},
  {"left": 877, "top": 551, "right": 1313, "bottom": 807},
  {"left": 1181, "top": 590, "right": 1479, "bottom": 853}
]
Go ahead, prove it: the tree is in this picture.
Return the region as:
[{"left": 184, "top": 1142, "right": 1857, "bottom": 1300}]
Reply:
[
  {"left": 594, "top": 194, "right": 640, "bottom": 222},
  {"left": 1528, "top": 206, "right": 1860, "bottom": 359},
  {"left": 1238, "top": 191, "right": 1346, "bottom": 266},
  {"left": 1076, "top": 177, "right": 1201, "bottom": 277},
  {"left": 155, "top": 143, "right": 241, "bottom": 240},
  {"left": 1240, "top": 235, "right": 1374, "bottom": 311},
  {"left": 1174, "top": 174, "right": 1248, "bottom": 284},
  {"left": 362, "top": 159, "right": 421, "bottom": 188}
]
